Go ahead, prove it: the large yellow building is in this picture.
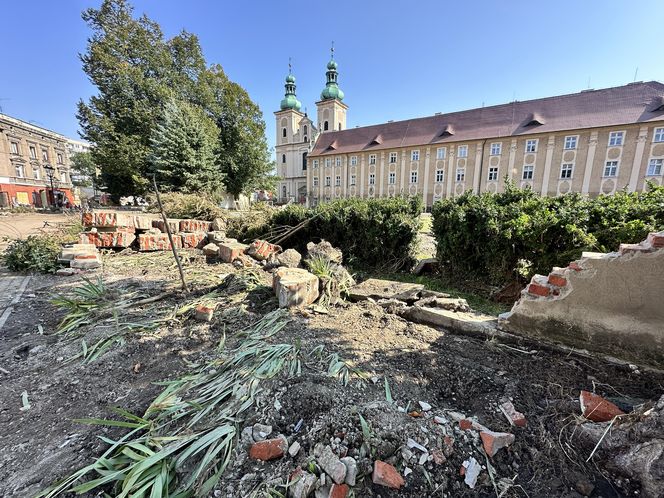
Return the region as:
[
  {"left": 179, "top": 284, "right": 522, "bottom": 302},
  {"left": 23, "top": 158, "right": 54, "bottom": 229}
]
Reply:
[{"left": 278, "top": 60, "right": 664, "bottom": 208}]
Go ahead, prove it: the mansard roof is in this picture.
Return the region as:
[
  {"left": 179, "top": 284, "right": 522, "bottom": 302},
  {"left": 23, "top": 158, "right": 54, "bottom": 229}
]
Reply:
[{"left": 310, "top": 81, "right": 664, "bottom": 156}]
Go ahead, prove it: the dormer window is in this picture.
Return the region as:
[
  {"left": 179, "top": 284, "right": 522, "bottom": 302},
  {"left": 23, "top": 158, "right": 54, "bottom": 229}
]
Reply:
[
  {"left": 524, "top": 113, "right": 545, "bottom": 126},
  {"left": 369, "top": 134, "right": 383, "bottom": 146},
  {"left": 439, "top": 124, "right": 455, "bottom": 137}
]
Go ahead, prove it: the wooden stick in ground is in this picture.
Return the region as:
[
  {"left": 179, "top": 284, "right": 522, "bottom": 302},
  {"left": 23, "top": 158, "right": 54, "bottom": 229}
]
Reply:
[
  {"left": 152, "top": 175, "right": 189, "bottom": 293},
  {"left": 272, "top": 214, "right": 318, "bottom": 246}
]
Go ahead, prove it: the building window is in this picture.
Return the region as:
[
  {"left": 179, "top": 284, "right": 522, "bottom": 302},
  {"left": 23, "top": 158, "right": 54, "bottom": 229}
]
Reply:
[
  {"left": 57, "top": 153, "right": 64, "bottom": 164},
  {"left": 564, "top": 136, "right": 578, "bottom": 150},
  {"left": 302, "top": 152, "right": 307, "bottom": 171},
  {"left": 456, "top": 168, "right": 465, "bottom": 182},
  {"left": 303, "top": 125, "right": 308, "bottom": 136},
  {"left": 338, "top": 123, "right": 342, "bottom": 131},
  {"left": 324, "top": 121, "right": 329, "bottom": 131},
  {"left": 525, "top": 139, "right": 538, "bottom": 153},
  {"left": 282, "top": 128, "right": 287, "bottom": 138},
  {"left": 15, "top": 164, "right": 25, "bottom": 178},
  {"left": 336, "top": 157, "right": 341, "bottom": 167},
  {"left": 369, "top": 173, "right": 376, "bottom": 185},
  {"left": 282, "top": 154, "right": 286, "bottom": 164},
  {"left": 388, "top": 172, "right": 396, "bottom": 184},
  {"left": 313, "top": 177, "right": 319, "bottom": 186},
  {"left": 603, "top": 160, "right": 619, "bottom": 177},
  {"left": 410, "top": 171, "right": 418, "bottom": 183},
  {"left": 325, "top": 158, "right": 332, "bottom": 167},
  {"left": 522, "top": 165, "right": 534, "bottom": 180},
  {"left": 42, "top": 149, "right": 49, "bottom": 162},
  {"left": 435, "top": 169, "right": 444, "bottom": 182},
  {"left": 436, "top": 147, "right": 446, "bottom": 160},
  {"left": 350, "top": 156, "right": 357, "bottom": 166},
  {"left": 369, "top": 154, "right": 376, "bottom": 165},
  {"left": 647, "top": 158, "right": 663, "bottom": 176},
  {"left": 490, "top": 143, "right": 502, "bottom": 156},
  {"left": 29, "top": 146, "right": 37, "bottom": 159},
  {"left": 389, "top": 152, "right": 397, "bottom": 163},
  {"left": 10, "top": 142, "right": 19, "bottom": 155},
  {"left": 654, "top": 127, "right": 664, "bottom": 143},
  {"left": 325, "top": 176, "right": 331, "bottom": 186},
  {"left": 33, "top": 166, "right": 40, "bottom": 180},
  {"left": 350, "top": 175, "right": 356, "bottom": 185},
  {"left": 61, "top": 172, "right": 67, "bottom": 183},
  {"left": 560, "top": 163, "right": 573, "bottom": 179},
  {"left": 457, "top": 145, "right": 468, "bottom": 158},
  {"left": 335, "top": 175, "right": 341, "bottom": 186},
  {"left": 411, "top": 150, "right": 420, "bottom": 161},
  {"left": 488, "top": 167, "right": 498, "bottom": 181},
  {"left": 313, "top": 159, "right": 319, "bottom": 169},
  {"left": 608, "top": 131, "right": 624, "bottom": 146}
]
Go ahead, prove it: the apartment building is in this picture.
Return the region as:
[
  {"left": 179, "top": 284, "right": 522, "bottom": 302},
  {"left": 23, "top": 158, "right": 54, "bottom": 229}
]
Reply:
[
  {"left": 305, "top": 81, "right": 664, "bottom": 208},
  {"left": 0, "top": 113, "right": 74, "bottom": 207}
]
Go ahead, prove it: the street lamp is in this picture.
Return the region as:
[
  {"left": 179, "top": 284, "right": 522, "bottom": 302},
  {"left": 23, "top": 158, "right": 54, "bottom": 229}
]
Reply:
[{"left": 43, "top": 164, "right": 56, "bottom": 208}]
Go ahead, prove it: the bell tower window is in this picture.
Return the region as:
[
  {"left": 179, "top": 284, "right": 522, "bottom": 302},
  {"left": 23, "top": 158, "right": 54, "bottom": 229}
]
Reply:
[
  {"left": 282, "top": 154, "right": 286, "bottom": 164},
  {"left": 324, "top": 121, "right": 329, "bottom": 131},
  {"left": 302, "top": 152, "right": 308, "bottom": 171},
  {"left": 282, "top": 128, "right": 287, "bottom": 138}
]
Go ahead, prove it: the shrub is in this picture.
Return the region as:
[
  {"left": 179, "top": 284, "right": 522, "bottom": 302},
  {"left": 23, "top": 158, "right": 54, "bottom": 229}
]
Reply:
[
  {"left": 2, "top": 235, "right": 61, "bottom": 273},
  {"left": 431, "top": 182, "right": 664, "bottom": 286},
  {"left": 146, "top": 192, "right": 224, "bottom": 221},
  {"left": 239, "top": 196, "right": 422, "bottom": 270}
]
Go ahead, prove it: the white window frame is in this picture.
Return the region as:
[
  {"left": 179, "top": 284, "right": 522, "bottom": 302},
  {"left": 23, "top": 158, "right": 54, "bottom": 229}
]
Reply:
[
  {"left": 325, "top": 176, "right": 331, "bottom": 186},
  {"left": 455, "top": 168, "right": 465, "bottom": 182},
  {"left": 647, "top": 158, "right": 663, "bottom": 176},
  {"left": 608, "top": 131, "right": 624, "bottom": 147},
  {"left": 654, "top": 127, "right": 664, "bottom": 143},
  {"left": 603, "top": 160, "right": 619, "bottom": 177},
  {"left": 29, "top": 146, "right": 37, "bottom": 159},
  {"left": 350, "top": 156, "right": 357, "bottom": 166},
  {"left": 490, "top": 143, "right": 502, "bottom": 156},
  {"left": 487, "top": 166, "right": 499, "bottom": 181},
  {"left": 335, "top": 175, "right": 341, "bottom": 186},
  {"left": 410, "top": 171, "right": 418, "bottom": 184},
  {"left": 369, "top": 154, "right": 376, "bottom": 165},
  {"left": 525, "top": 139, "right": 538, "bottom": 153},
  {"left": 325, "top": 158, "right": 332, "bottom": 167},
  {"left": 564, "top": 135, "right": 578, "bottom": 150},
  {"left": 335, "top": 157, "right": 341, "bottom": 167},
  {"left": 33, "top": 166, "right": 40, "bottom": 180},
  {"left": 388, "top": 172, "right": 396, "bottom": 184},
  {"left": 57, "top": 153, "right": 64, "bottom": 164},
  {"left": 560, "top": 163, "right": 574, "bottom": 179},
  {"left": 312, "top": 159, "right": 319, "bottom": 169},
  {"left": 522, "top": 164, "right": 534, "bottom": 180},
  {"left": 436, "top": 147, "right": 446, "bottom": 160},
  {"left": 369, "top": 173, "right": 376, "bottom": 185},
  {"left": 15, "top": 164, "right": 25, "bottom": 178},
  {"left": 389, "top": 152, "right": 397, "bottom": 163},
  {"left": 457, "top": 145, "right": 468, "bottom": 158},
  {"left": 435, "top": 169, "right": 444, "bottom": 182},
  {"left": 350, "top": 174, "right": 356, "bottom": 185},
  {"left": 313, "top": 177, "right": 319, "bottom": 186},
  {"left": 411, "top": 150, "right": 420, "bottom": 161},
  {"left": 10, "top": 142, "right": 19, "bottom": 154}
]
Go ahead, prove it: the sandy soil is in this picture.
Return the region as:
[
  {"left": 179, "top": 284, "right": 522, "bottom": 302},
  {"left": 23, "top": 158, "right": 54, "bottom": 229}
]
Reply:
[{"left": 0, "top": 212, "right": 77, "bottom": 243}]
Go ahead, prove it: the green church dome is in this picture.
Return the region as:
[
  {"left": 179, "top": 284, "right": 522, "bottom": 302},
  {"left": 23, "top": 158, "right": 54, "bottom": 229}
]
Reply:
[
  {"left": 321, "top": 58, "right": 344, "bottom": 101},
  {"left": 327, "top": 60, "right": 338, "bottom": 70},
  {"left": 280, "top": 72, "right": 301, "bottom": 111},
  {"left": 285, "top": 74, "right": 296, "bottom": 83}
]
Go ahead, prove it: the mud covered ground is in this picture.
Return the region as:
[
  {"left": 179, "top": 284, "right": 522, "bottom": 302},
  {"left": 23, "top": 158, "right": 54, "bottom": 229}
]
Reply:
[{"left": 0, "top": 250, "right": 662, "bottom": 497}]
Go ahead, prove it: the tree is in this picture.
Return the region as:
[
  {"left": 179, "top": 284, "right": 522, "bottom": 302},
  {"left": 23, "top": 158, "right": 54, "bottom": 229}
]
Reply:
[
  {"left": 149, "top": 99, "right": 221, "bottom": 194},
  {"left": 70, "top": 151, "right": 97, "bottom": 187}
]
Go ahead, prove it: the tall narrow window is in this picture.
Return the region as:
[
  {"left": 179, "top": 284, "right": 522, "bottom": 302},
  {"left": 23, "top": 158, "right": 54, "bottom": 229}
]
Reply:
[
  {"left": 10, "top": 142, "right": 19, "bottom": 155},
  {"left": 282, "top": 154, "right": 286, "bottom": 164},
  {"left": 303, "top": 125, "right": 308, "bottom": 136},
  {"left": 335, "top": 175, "right": 341, "bottom": 186},
  {"left": 435, "top": 169, "right": 444, "bottom": 182},
  {"left": 522, "top": 165, "right": 534, "bottom": 180},
  {"left": 350, "top": 156, "right": 357, "bottom": 166},
  {"left": 350, "top": 175, "right": 356, "bottom": 185},
  {"left": 388, "top": 172, "right": 396, "bottom": 184},
  {"left": 336, "top": 157, "right": 341, "bottom": 167},
  {"left": 338, "top": 123, "right": 341, "bottom": 131},
  {"left": 325, "top": 176, "right": 331, "bottom": 186},
  {"left": 57, "top": 153, "right": 63, "bottom": 164},
  {"left": 324, "top": 121, "right": 329, "bottom": 131},
  {"left": 369, "top": 154, "right": 376, "bottom": 165},
  {"left": 560, "top": 163, "right": 573, "bottom": 179},
  {"left": 456, "top": 168, "right": 465, "bottom": 182},
  {"left": 369, "top": 173, "right": 376, "bottom": 185},
  {"left": 410, "top": 171, "right": 418, "bottom": 183},
  {"left": 29, "top": 146, "right": 37, "bottom": 159},
  {"left": 282, "top": 128, "right": 287, "bottom": 138},
  {"left": 436, "top": 147, "right": 446, "bottom": 160},
  {"left": 325, "top": 158, "right": 332, "bottom": 167},
  {"left": 302, "top": 152, "right": 307, "bottom": 171}
]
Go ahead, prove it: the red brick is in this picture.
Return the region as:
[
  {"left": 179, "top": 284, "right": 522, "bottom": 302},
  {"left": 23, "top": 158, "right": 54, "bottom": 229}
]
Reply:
[
  {"left": 547, "top": 274, "right": 567, "bottom": 287},
  {"left": 79, "top": 230, "right": 136, "bottom": 248},
  {"left": 93, "top": 211, "right": 134, "bottom": 228},
  {"left": 180, "top": 232, "right": 207, "bottom": 249},
  {"left": 74, "top": 254, "right": 98, "bottom": 260},
  {"left": 195, "top": 304, "right": 214, "bottom": 322},
  {"left": 179, "top": 219, "right": 212, "bottom": 233},
  {"left": 648, "top": 232, "right": 664, "bottom": 248},
  {"left": 330, "top": 483, "right": 350, "bottom": 498},
  {"left": 568, "top": 261, "right": 583, "bottom": 271},
  {"left": 249, "top": 436, "right": 288, "bottom": 461},
  {"left": 152, "top": 219, "right": 181, "bottom": 234},
  {"left": 459, "top": 419, "right": 473, "bottom": 430},
  {"left": 218, "top": 241, "right": 248, "bottom": 263},
  {"left": 480, "top": 430, "right": 515, "bottom": 457},
  {"left": 372, "top": 460, "right": 404, "bottom": 489},
  {"left": 247, "top": 239, "right": 281, "bottom": 261},
  {"left": 527, "top": 283, "right": 550, "bottom": 297},
  {"left": 81, "top": 212, "right": 93, "bottom": 227},
  {"left": 579, "top": 390, "right": 625, "bottom": 422},
  {"left": 499, "top": 401, "right": 527, "bottom": 427},
  {"left": 138, "top": 233, "right": 183, "bottom": 251}
]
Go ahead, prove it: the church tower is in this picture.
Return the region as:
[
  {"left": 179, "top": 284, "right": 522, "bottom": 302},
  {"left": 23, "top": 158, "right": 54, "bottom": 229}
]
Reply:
[
  {"left": 274, "top": 64, "right": 315, "bottom": 204},
  {"left": 316, "top": 47, "right": 348, "bottom": 133}
]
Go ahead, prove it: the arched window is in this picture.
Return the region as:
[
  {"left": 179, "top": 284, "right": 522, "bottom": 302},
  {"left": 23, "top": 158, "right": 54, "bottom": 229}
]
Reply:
[
  {"left": 282, "top": 154, "right": 286, "bottom": 164},
  {"left": 324, "top": 121, "right": 329, "bottom": 131},
  {"left": 282, "top": 128, "right": 287, "bottom": 138},
  {"left": 304, "top": 136, "right": 308, "bottom": 143},
  {"left": 303, "top": 125, "right": 308, "bottom": 136},
  {"left": 282, "top": 185, "right": 287, "bottom": 198},
  {"left": 302, "top": 152, "right": 308, "bottom": 171}
]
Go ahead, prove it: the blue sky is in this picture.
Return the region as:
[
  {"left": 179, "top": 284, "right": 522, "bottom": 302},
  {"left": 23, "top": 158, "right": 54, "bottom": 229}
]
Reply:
[{"left": 1, "top": 0, "right": 663, "bottom": 153}]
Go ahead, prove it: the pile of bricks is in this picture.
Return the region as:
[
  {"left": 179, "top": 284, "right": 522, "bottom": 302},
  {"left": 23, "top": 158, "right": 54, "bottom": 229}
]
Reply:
[{"left": 57, "top": 243, "right": 101, "bottom": 272}]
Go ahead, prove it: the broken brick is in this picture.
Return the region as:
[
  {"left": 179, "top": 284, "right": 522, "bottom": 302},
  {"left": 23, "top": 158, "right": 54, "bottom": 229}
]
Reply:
[
  {"left": 372, "top": 460, "right": 404, "bottom": 489},
  {"left": 500, "top": 400, "right": 527, "bottom": 427},
  {"left": 218, "top": 241, "right": 249, "bottom": 263},
  {"left": 152, "top": 218, "right": 181, "bottom": 234},
  {"left": 527, "top": 283, "right": 550, "bottom": 297},
  {"left": 579, "top": 390, "right": 625, "bottom": 422},
  {"left": 179, "top": 219, "right": 212, "bottom": 233},
  {"left": 195, "top": 304, "right": 214, "bottom": 322},
  {"left": 480, "top": 430, "right": 515, "bottom": 457},
  {"left": 431, "top": 448, "right": 446, "bottom": 465},
  {"left": 138, "top": 233, "right": 183, "bottom": 251},
  {"left": 459, "top": 419, "right": 473, "bottom": 430},
  {"left": 648, "top": 232, "right": 664, "bottom": 248},
  {"left": 74, "top": 254, "right": 99, "bottom": 260},
  {"left": 80, "top": 230, "right": 136, "bottom": 248},
  {"left": 547, "top": 273, "right": 567, "bottom": 287},
  {"left": 81, "top": 212, "right": 93, "bottom": 227},
  {"left": 180, "top": 232, "right": 207, "bottom": 249},
  {"left": 329, "top": 484, "right": 350, "bottom": 498},
  {"left": 249, "top": 435, "right": 288, "bottom": 461},
  {"left": 247, "top": 239, "right": 281, "bottom": 261}
]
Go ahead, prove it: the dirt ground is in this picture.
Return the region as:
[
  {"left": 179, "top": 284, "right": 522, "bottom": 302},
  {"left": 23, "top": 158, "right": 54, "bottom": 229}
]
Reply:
[
  {"left": 0, "top": 250, "right": 662, "bottom": 497},
  {"left": 0, "top": 212, "right": 77, "bottom": 245}
]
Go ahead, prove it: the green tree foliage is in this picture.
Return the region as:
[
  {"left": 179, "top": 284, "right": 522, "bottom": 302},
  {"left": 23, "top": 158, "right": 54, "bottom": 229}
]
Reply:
[
  {"left": 78, "top": 0, "right": 272, "bottom": 201},
  {"left": 431, "top": 181, "right": 664, "bottom": 286},
  {"left": 149, "top": 99, "right": 220, "bottom": 193},
  {"left": 70, "top": 151, "right": 97, "bottom": 187}
]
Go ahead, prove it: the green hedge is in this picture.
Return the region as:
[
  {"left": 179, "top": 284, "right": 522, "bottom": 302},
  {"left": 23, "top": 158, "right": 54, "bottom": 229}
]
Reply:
[
  {"left": 431, "top": 182, "right": 664, "bottom": 285},
  {"left": 244, "top": 196, "right": 423, "bottom": 270}
]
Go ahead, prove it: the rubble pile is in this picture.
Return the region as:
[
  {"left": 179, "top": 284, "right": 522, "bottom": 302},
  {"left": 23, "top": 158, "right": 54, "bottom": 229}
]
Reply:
[{"left": 56, "top": 243, "right": 101, "bottom": 273}]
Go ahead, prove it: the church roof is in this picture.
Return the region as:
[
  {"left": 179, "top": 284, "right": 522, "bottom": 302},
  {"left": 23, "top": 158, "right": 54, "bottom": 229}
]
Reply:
[{"left": 310, "top": 81, "right": 664, "bottom": 156}]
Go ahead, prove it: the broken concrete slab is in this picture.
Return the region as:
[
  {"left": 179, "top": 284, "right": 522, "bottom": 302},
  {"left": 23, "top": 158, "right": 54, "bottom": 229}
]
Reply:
[
  {"left": 273, "top": 268, "right": 320, "bottom": 308},
  {"left": 405, "top": 306, "right": 498, "bottom": 335},
  {"left": 349, "top": 278, "right": 424, "bottom": 302},
  {"left": 306, "top": 240, "right": 343, "bottom": 264},
  {"left": 202, "top": 243, "right": 219, "bottom": 256},
  {"left": 412, "top": 257, "right": 439, "bottom": 275}
]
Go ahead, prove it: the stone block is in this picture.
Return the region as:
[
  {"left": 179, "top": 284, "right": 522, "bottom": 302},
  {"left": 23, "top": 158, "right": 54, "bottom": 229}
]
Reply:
[
  {"left": 207, "top": 231, "right": 228, "bottom": 244},
  {"left": 202, "top": 243, "right": 219, "bottom": 256},
  {"left": 70, "top": 258, "right": 101, "bottom": 270},
  {"left": 138, "top": 233, "right": 183, "bottom": 251},
  {"left": 349, "top": 278, "right": 424, "bottom": 302},
  {"left": 273, "top": 267, "right": 320, "bottom": 308},
  {"left": 218, "top": 241, "right": 248, "bottom": 263},
  {"left": 212, "top": 217, "right": 227, "bottom": 232},
  {"left": 179, "top": 219, "right": 212, "bottom": 233},
  {"left": 180, "top": 232, "right": 207, "bottom": 249}
]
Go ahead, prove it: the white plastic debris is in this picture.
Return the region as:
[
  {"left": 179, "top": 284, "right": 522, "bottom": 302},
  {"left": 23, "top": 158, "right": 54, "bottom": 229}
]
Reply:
[
  {"left": 419, "top": 401, "right": 432, "bottom": 411},
  {"left": 462, "top": 457, "right": 481, "bottom": 488},
  {"left": 406, "top": 437, "right": 428, "bottom": 453}
]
